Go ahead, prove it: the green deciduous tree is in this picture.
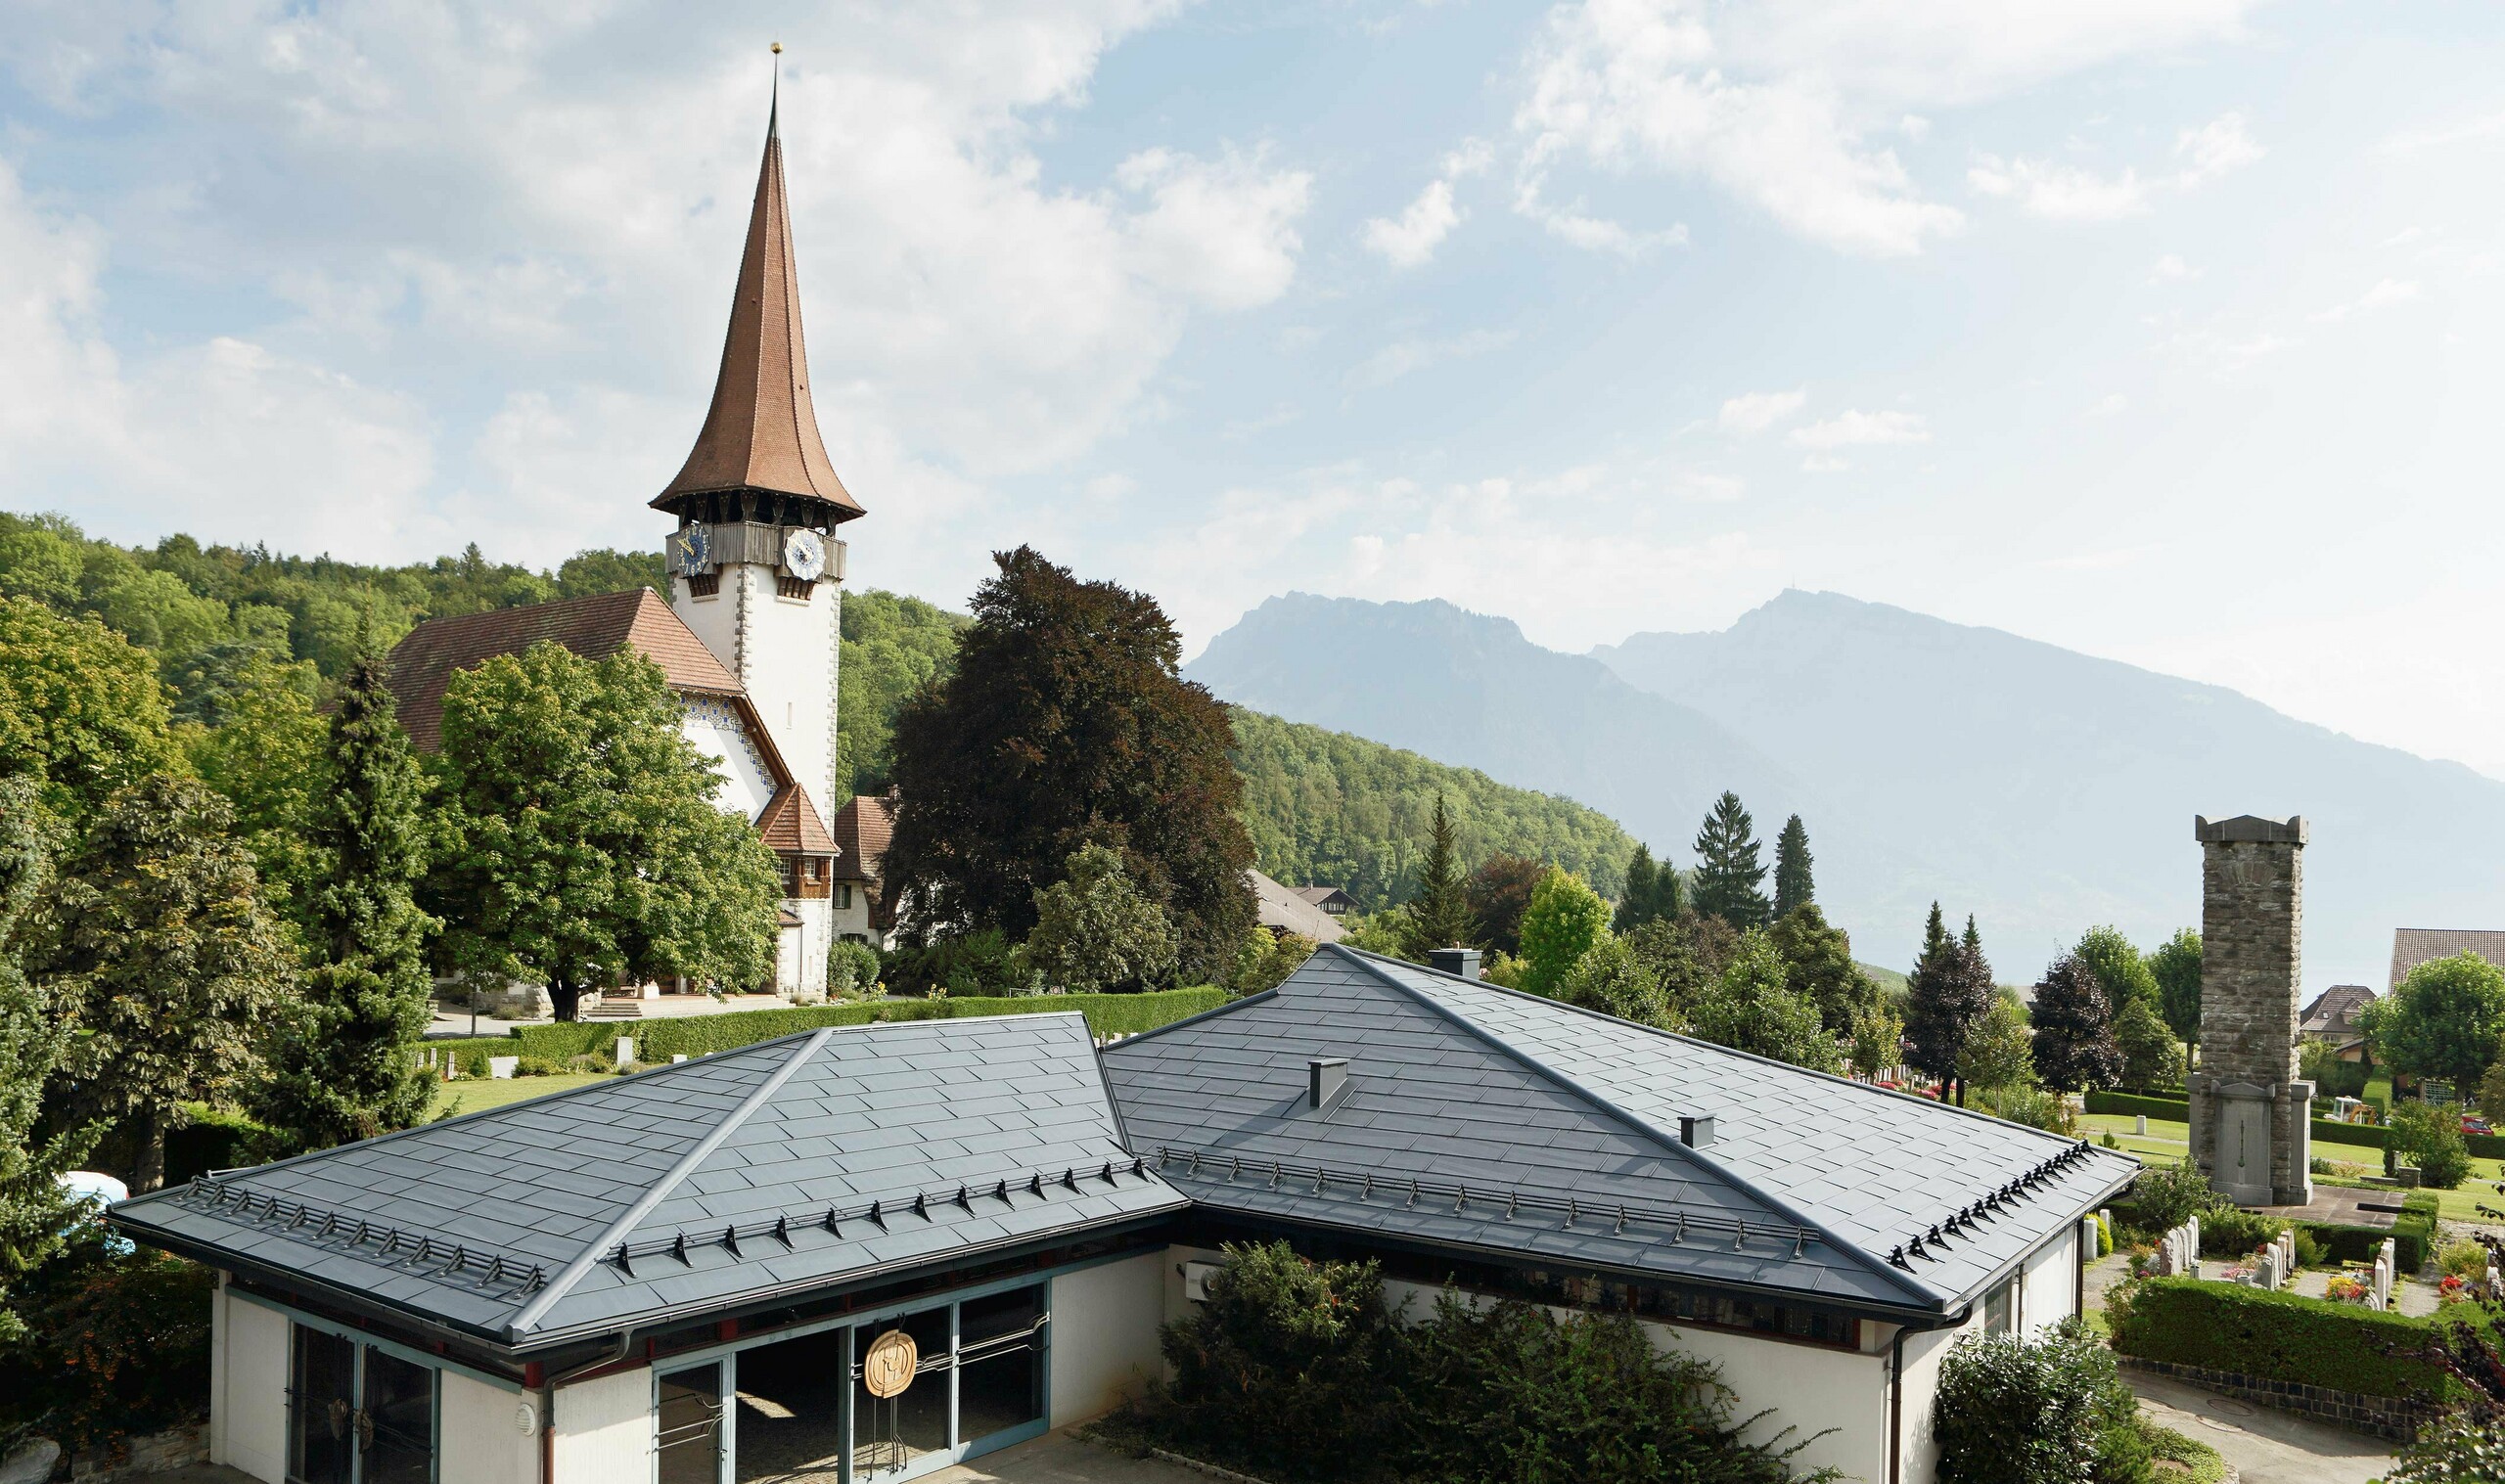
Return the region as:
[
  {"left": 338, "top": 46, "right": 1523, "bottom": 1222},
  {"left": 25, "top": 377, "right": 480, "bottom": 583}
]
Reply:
[
  {"left": 0, "top": 597, "right": 178, "bottom": 826},
  {"left": 1558, "top": 935, "right": 1670, "bottom": 1027},
  {"left": 427, "top": 643, "right": 782, "bottom": 1021},
  {"left": 836, "top": 589, "right": 972, "bottom": 804},
  {"left": 0, "top": 780, "right": 93, "bottom": 1342},
  {"left": 1688, "top": 928, "right": 1841, "bottom": 1072},
  {"left": 2363, "top": 953, "right": 2505, "bottom": 1095},
  {"left": 1233, "top": 931, "right": 1315, "bottom": 997},
  {"left": 1768, "top": 903, "right": 1880, "bottom": 1038},
  {"left": 2148, "top": 927, "right": 2203, "bottom": 1073},
  {"left": 1464, "top": 854, "right": 1547, "bottom": 956},
  {"left": 254, "top": 644, "right": 438, "bottom": 1153},
  {"left": 1398, "top": 795, "right": 1478, "bottom": 958},
  {"left": 2072, "top": 925, "right": 2160, "bottom": 1016},
  {"left": 38, "top": 777, "right": 295, "bottom": 1191},
  {"left": 1956, "top": 995, "right": 2035, "bottom": 1095},
  {"left": 2029, "top": 954, "right": 2123, "bottom": 1093},
  {"left": 1933, "top": 1322, "right": 2143, "bottom": 1484},
  {"left": 1518, "top": 869, "right": 1611, "bottom": 999},
  {"left": 882, "top": 548, "right": 1254, "bottom": 982},
  {"left": 1689, "top": 791, "right": 1771, "bottom": 929},
  {"left": 1905, "top": 904, "right": 1996, "bottom": 1104},
  {"left": 1019, "top": 843, "right": 1180, "bottom": 994},
  {"left": 1772, "top": 814, "right": 1813, "bottom": 918},
  {"left": 182, "top": 656, "right": 327, "bottom": 938},
  {"left": 2114, "top": 998, "right": 2186, "bottom": 1092},
  {"left": 1620, "top": 918, "right": 1711, "bottom": 1022}
]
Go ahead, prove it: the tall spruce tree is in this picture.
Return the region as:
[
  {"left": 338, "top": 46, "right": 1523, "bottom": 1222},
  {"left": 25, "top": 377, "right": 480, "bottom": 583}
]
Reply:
[
  {"left": 1903, "top": 903, "right": 1995, "bottom": 1106},
  {"left": 1772, "top": 815, "right": 1814, "bottom": 918},
  {"left": 2030, "top": 953, "right": 2124, "bottom": 1092},
  {"left": 256, "top": 641, "right": 438, "bottom": 1152},
  {"left": 1398, "top": 795, "right": 1478, "bottom": 958},
  {"left": 1611, "top": 843, "right": 1679, "bottom": 933},
  {"left": 1689, "top": 791, "right": 1770, "bottom": 929}
]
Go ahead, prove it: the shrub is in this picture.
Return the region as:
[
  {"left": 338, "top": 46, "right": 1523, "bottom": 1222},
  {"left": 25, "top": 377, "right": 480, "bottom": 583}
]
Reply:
[
  {"left": 506, "top": 986, "right": 1231, "bottom": 1062},
  {"left": 826, "top": 939, "right": 882, "bottom": 998},
  {"left": 2389, "top": 1413, "right": 2505, "bottom": 1483},
  {"left": 2094, "top": 1212, "right": 2115, "bottom": 1258},
  {"left": 1233, "top": 931, "right": 1315, "bottom": 997},
  {"left": 2083, "top": 1091, "right": 2189, "bottom": 1122},
  {"left": 2292, "top": 1227, "right": 2327, "bottom": 1269},
  {"left": 2107, "top": 1277, "right": 2459, "bottom": 1403},
  {"left": 882, "top": 928, "right": 1025, "bottom": 998},
  {"left": 2392, "top": 1102, "right": 2475, "bottom": 1189},
  {"left": 511, "top": 1055, "right": 563, "bottom": 1077},
  {"left": 1981, "top": 1087, "right": 2077, "bottom": 1136},
  {"left": 0, "top": 1235, "right": 213, "bottom": 1452},
  {"left": 2128, "top": 1159, "right": 2225, "bottom": 1234},
  {"left": 1932, "top": 1320, "right": 2140, "bottom": 1484},
  {"left": 2197, "top": 1209, "right": 2285, "bottom": 1259},
  {"left": 1157, "top": 1243, "right": 1402, "bottom": 1480},
  {"left": 2442, "top": 1241, "right": 2493, "bottom": 1281}
]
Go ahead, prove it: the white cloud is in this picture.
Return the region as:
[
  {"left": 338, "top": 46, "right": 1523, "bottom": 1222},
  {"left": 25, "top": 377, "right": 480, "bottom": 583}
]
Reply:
[
  {"left": 2174, "top": 112, "right": 2263, "bottom": 187},
  {"left": 2311, "top": 278, "right": 2423, "bottom": 323},
  {"left": 1718, "top": 386, "right": 1808, "bottom": 436},
  {"left": 2150, "top": 253, "right": 2198, "bottom": 282},
  {"left": 2085, "top": 392, "right": 2129, "bottom": 417},
  {"left": 2158, "top": 327, "right": 2294, "bottom": 376},
  {"left": 1789, "top": 408, "right": 1932, "bottom": 449},
  {"left": 1515, "top": 0, "right": 1964, "bottom": 257},
  {"left": 1345, "top": 328, "right": 1517, "bottom": 390},
  {"left": 2384, "top": 110, "right": 2505, "bottom": 154},
  {"left": 1899, "top": 113, "right": 1932, "bottom": 140},
  {"left": 1115, "top": 146, "right": 1313, "bottom": 313},
  {"left": 1968, "top": 156, "right": 2149, "bottom": 220},
  {"left": 1799, "top": 452, "right": 1851, "bottom": 473},
  {"left": 1363, "top": 179, "right": 1462, "bottom": 269}
]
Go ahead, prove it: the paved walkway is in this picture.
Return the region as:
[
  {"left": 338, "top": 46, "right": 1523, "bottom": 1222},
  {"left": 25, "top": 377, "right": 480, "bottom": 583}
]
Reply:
[{"left": 2131, "top": 1372, "right": 2396, "bottom": 1484}]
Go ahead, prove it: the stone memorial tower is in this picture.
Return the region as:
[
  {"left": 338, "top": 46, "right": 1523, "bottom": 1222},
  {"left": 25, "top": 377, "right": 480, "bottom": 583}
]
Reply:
[{"left": 2187, "top": 815, "right": 2312, "bottom": 1207}]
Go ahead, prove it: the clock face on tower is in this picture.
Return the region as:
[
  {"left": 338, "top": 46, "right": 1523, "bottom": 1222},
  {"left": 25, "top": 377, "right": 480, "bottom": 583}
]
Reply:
[
  {"left": 668, "top": 525, "right": 710, "bottom": 577},
  {"left": 783, "top": 527, "right": 827, "bottom": 582}
]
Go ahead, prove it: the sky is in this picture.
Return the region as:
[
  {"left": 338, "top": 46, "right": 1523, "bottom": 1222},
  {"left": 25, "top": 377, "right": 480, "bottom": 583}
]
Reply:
[{"left": 6, "top": 2, "right": 2505, "bottom": 776}]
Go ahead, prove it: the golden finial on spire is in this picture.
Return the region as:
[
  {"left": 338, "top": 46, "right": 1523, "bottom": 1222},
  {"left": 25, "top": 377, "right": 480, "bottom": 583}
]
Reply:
[{"left": 771, "top": 41, "right": 782, "bottom": 55}]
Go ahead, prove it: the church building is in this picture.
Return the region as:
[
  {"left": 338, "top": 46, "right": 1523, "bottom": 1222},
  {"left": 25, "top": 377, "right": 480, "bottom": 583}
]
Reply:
[{"left": 385, "top": 92, "right": 864, "bottom": 998}]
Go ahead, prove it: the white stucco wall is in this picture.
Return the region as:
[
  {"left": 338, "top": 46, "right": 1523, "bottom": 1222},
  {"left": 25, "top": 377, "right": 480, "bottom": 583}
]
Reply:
[
  {"left": 681, "top": 700, "right": 779, "bottom": 821},
  {"left": 681, "top": 561, "right": 839, "bottom": 840},
  {"left": 1049, "top": 1251, "right": 1168, "bottom": 1427},
  {"left": 552, "top": 1366, "right": 654, "bottom": 1483},
  {"left": 213, "top": 1287, "right": 288, "bottom": 1484},
  {"left": 2020, "top": 1225, "right": 2081, "bottom": 1334},
  {"left": 440, "top": 1371, "right": 536, "bottom": 1484}
]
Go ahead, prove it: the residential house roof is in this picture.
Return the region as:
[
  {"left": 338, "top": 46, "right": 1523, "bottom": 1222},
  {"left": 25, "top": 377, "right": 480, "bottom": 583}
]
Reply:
[
  {"left": 758, "top": 786, "right": 838, "bottom": 857},
  {"left": 112, "top": 1014, "right": 1183, "bottom": 1353},
  {"left": 1104, "top": 946, "right": 2134, "bottom": 1318},
  {"left": 2300, "top": 984, "right": 2376, "bottom": 1039},
  {"left": 1249, "top": 870, "right": 1346, "bottom": 945},
  {"left": 386, "top": 589, "right": 741, "bottom": 753},
  {"left": 2391, "top": 929, "right": 2505, "bottom": 991},
  {"left": 828, "top": 794, "right": 894, "bottom": 885},
  {"left": 1291, "top": 884, "right": 1355, "bottom": 914}
]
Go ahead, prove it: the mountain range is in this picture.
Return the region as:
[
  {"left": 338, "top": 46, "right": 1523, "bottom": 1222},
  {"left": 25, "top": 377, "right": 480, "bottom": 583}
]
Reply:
[{"left": 1188, "top": 589, "right": 2505, "bottom": 990}]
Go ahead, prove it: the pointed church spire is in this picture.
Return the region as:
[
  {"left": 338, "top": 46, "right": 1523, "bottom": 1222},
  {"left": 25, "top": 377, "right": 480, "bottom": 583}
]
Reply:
[{"left": 655, "top": 58, "right": 863, "bottom": 525}]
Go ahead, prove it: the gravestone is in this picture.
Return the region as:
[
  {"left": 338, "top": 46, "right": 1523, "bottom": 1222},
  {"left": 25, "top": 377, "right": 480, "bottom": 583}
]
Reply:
[{"left": 2187, "top": 815, "right": 2314, "bottom": 1207}]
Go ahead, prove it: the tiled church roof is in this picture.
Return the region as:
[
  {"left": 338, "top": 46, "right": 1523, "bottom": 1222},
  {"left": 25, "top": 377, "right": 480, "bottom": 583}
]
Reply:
[{"left": 386, "top": 589, "right": 740, "bottom": 752}]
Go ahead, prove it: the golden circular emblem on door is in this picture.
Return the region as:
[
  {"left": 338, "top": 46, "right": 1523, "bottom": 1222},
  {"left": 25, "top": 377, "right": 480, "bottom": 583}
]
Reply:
[{"left": 862, "top": 1328, "right": 918, "bottom": 1399}]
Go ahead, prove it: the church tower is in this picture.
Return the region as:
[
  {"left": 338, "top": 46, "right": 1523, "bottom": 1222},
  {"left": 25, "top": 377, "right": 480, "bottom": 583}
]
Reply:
[{"left": 654, "top": 82, "right": 864, "bottom": 837}]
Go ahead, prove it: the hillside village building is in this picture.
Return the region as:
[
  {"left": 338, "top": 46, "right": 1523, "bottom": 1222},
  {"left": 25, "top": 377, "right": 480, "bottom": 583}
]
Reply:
[
  {"left": 384, "top": 92, "right": 865, "bottom": 997},
  {"left": 114, "top": 945, "right": 2132, "bottom": 1484}
]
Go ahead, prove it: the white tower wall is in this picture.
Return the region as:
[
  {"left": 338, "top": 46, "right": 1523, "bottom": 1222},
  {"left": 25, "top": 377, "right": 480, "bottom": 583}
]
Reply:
[{"left": 672, "top": 542, "right": 840, "bottom": 836}]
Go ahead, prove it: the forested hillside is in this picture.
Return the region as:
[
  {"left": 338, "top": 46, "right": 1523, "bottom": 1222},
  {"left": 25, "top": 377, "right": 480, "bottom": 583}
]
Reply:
[
  {"left": 0, "top": 515, "right": 1641, "bottom": 910},
  {"left": 1231, "top": 709, "right": 1633, "bottom": 910}
]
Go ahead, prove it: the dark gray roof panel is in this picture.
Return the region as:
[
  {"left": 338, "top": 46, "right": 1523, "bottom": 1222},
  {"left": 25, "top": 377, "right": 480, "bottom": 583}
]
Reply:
[
  {"left": 114, "top": 1013, "right": 1185, "bottom": 1349},
  {"left": 1104, "top": 948, "right": 2134, "bottom": 1313}
]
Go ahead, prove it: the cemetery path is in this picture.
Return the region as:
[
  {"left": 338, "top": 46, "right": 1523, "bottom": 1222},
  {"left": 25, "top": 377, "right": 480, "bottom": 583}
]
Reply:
[{"left": 2130, "top": 1372, "right": 2396, "bottom": 1484}]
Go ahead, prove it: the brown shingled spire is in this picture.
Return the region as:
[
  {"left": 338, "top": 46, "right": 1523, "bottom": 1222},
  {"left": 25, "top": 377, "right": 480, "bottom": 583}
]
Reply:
[{"left": 654, "top": 79, "right": 865, "bottom": 524}]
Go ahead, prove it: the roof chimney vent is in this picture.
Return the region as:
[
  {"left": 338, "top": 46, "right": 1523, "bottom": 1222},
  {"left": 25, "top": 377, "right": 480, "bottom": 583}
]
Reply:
[
  {"left": 1679, "top": 1115, "right": 1717, "bottom": 1148},
  {"left": 1308, "top": 1057, "right": 1349, "bottom": 1110},
  {"left": 1428, "top": 947, "right": 1481, "bottom": 980}
]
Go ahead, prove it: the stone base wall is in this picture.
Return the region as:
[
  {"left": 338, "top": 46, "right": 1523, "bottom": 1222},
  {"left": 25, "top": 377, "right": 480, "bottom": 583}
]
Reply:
[
  {"left": 69, "top": 1424, "right": 208, "bottom": 1481},
  {"left": 2118, "top": 1356, "right": 2439, "bottom": 1443}
]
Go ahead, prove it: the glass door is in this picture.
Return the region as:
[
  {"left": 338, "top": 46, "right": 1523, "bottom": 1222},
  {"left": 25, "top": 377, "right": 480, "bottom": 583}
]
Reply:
[
  {"left": 848, "top": 1306, "right": 951, "bottom": 1479},
  {"left": 287, "top": 1326, "right": 435, "bottom": 1484},
  {"left": 657, "top": 1363, "right": 726, "bottom": 1484},
  {"left": 289, "top": 1327, "right": 357, "bottom": 1484}
]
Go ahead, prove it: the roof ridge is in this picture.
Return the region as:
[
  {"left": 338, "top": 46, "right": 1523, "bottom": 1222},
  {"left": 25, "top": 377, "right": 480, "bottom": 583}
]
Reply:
[
  {"left": 1342, "top": 945, "right": 2088, "bottom": 1148},
  {"left": 508, "top": 1027, "right": 836, "bottom": 1336},
  {"left": 1325, "top": 946, "right": 1948, "bottom": 1310}
]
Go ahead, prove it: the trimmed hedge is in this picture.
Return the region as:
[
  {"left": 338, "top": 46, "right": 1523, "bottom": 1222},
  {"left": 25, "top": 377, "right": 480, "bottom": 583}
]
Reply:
[
  {"left": 499, "top": 986, "right": 1233, "bottom": 1063},
  {"left": 2109, "top": 1277, "right": 2459, "bottom": 1404},
  {"left": 2086, "top": 1092, "right": 2190, "bottom": 1121},
  {"left": 2314, "top": 1119, "right": 2388, "bottom": 1151}
]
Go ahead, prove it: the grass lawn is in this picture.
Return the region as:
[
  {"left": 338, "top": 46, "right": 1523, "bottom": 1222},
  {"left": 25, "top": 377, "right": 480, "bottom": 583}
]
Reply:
[
  {"left": 433, "top": 1070, "right": 615, "bottom": 1117},
  {"left": 2081, "top": 1112, "right": 2505, "bottom": 1225}
]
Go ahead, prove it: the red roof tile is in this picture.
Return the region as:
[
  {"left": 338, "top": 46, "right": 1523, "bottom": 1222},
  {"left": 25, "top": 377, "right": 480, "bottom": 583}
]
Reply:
[
  {"left": 829, "top": 794, "right": 893, "bottom": 884},
  {"left": 387, "top": 589, "right": 741, "bottom": 752},
  {"left": 758, "top": 784, "right": 838, "bottom": 857}
]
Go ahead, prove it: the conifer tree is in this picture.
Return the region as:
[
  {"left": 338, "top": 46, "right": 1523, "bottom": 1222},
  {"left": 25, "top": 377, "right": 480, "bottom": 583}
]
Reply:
[
  {"left": 1689, "top": 791, "right": 1770, "bottom": 930},
  {"left": 2030, "top": 953, "right": 2124, "bottom": 1092},
  {"left": 257, "top": 640, "right": 438, "bottom": 1152},
  {"left": 1398, "top": 795, "right": 1478, "bottom": 958},
  {"left": 1611, "top": 843, "right": 1679, "bottom": 933},
  {"left": 1772, "top": 814, "right": 1814, "bottom": 919},
  {"left": 1904, "top": 903, "right": 1994, "bottom": 1106}
]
